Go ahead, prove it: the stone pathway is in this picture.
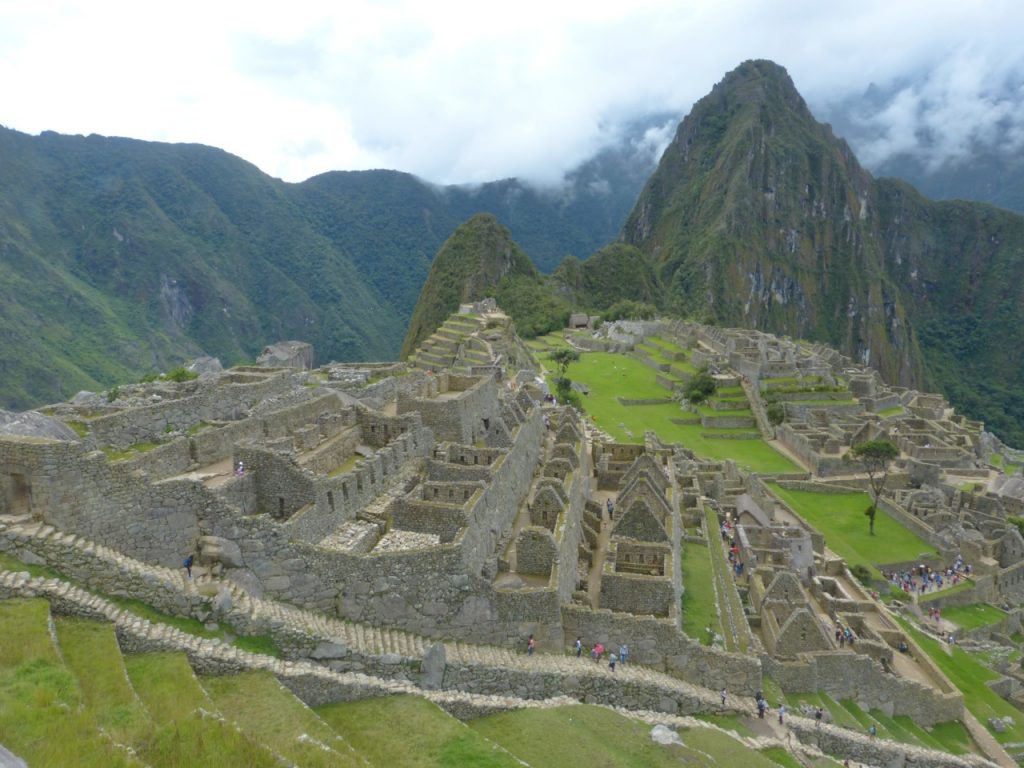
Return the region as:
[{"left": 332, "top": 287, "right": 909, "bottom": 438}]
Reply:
[{"left": 0, "top": 517, "right": 734, "bottom": 716}]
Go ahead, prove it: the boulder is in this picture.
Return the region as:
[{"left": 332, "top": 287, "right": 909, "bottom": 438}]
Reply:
[
  {"left": 257, "top": 341, "right": 314, "bottom": 370},
  {"left": 197, "top": 536, "right": 244, "bottom": 568},
  {"left": 0, "top": 410, "right": 79, "bottom": 441},
  {"left": 186, "top": 356, "right": 224, "bottom": 378}
]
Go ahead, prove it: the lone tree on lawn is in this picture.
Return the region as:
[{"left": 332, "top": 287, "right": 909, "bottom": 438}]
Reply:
[
  {"left": 849, "top": 439, "right": 899, "bottom": 535},
  {"left": 549, "top": 347, "right": 580, "bottom": 402}
]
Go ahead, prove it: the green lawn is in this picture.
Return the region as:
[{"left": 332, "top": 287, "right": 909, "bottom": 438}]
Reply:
[
  {"left": 877, "top": 406, "right": 905, "bottom": 418},
  {"left": 767, "top": 484, "right": 937, "bottom": 574},
  {"left": 204, "top": 670, "right": 362, "bottom": 767},
  {"left": 318, "top": 694, "right": 519, "bottom": 768},
  {"left": 897, "top": 617, "right": 1024, "bottom": 745},
  {"left": 54, "top": 618, "right": 152, "bottom": 747},
  {"left": 125, "top": 652, "right": 280, "bottom": 766},
  {"left": 940, "top": 603, "right": 1006, "bottom": 630},
  {"left": 553, "top": 351, "right": 799, "bottom": 473},
  {"left": 473, "top": 705, "right": 779, "bottom": 768},
  {"left": 0, "top": 600, "right": 140, "bottom": 767},
  {"left": 681, "top": 539, "right": 721, "bottom": 645}
]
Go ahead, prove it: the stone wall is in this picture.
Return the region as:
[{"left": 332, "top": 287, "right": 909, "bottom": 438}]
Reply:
[
  {"left": 391, "top": 498, "right": 468, "bottom": 543},
  {"left": 0, "top": 438, "right": 208, "bottom": 567},
  {"left": 87, "top": 371, "right": 296, "bottom": 449},
  {"left": 599, "top": 571, "right": 674, "bottom": 616},
  {"left": 238, "top": 445, "right": 316, "bottom": 520},
  {"left": 398, "top": 375, "right": 499, "bottom": 445},
  {"left": 764, "top": 651, "right": 962, "bottom": 726},
  {"left": 561, "top": 604, "right": 761, "bottom": 694},
  {"left": 516, "top": 527, "right": 556, "bottom": 575}
]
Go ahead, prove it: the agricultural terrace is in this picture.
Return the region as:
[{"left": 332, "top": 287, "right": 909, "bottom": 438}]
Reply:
[
  {"left": 897, "top": 617, "right": 1024, "bottom": 747},
  {"left": 532, "top": 334, "right": 800, "bottom": 474},
  {"left": 767, "top": 484, "right": 937, "bottom": 577}
]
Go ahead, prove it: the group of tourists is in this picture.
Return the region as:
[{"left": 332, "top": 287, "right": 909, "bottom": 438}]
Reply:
[
  {"left": 567, "top": 636, "right": 629, "bottom": 672},
  {"left": 884, "top": 555, "right": 971, "bottom": 596}
]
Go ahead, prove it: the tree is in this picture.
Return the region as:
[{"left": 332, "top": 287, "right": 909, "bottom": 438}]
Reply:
[
  {"left": 548, "top": 347, "right": 580, "bottom": 405},
  {"left": 766, "top": 401, "right": 785, "bottom": 426},
  {"left": 683, "top": 369, "right": 717, "bottom": 404},
  {"left": 849, "top": 439, "right": 899, "bottom": 535},
  {"left": 549, "top": 347, "right": 580, "bottom": 377}
]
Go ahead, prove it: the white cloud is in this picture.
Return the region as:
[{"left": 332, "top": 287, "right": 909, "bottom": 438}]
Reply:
[{"left": 1, "top": 0, "right": 1022, "bottom": 183}]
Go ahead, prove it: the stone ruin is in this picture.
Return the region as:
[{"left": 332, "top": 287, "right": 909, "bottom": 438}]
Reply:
[{"left": 4, "top": 304, "right": 1024, "bottom": 761}]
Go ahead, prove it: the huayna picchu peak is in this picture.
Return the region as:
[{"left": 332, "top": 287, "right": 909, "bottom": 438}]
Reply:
[{"left": 620, "top": 59, "right": 1024, "bottom": 445}]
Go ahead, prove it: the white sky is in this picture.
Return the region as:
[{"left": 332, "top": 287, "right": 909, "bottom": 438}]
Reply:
[{"left": 1, "top": 0, "right": 1021, "bottom": 184}]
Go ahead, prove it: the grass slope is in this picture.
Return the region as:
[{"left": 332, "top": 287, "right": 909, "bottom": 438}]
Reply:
[
  {"left": 124, "top": 652, "right": 280, "bottom": 766},
  {"left": 203, "top": 670, "right": 364, "bottom": 767},
  {"left": 317, "top": 694, "right": 519, "bottom": 768},
  {"left": 0, "top": 599, "right": 140, "bottom": 767},
  {"left": 540, "top": 342, "right": 798, "bottom": 473},
  {"left": 53, "top": 617, "right": 152, "bottom": 747},
  {"left": 472, "top": 704, "right": 779, "bottom": 768},
  {"left": 767, "top": 484, "right": 937, "bottom": 574}
]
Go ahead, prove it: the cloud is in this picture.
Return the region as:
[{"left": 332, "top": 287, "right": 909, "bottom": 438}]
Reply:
[
  {"left": 0, "top": 0, "right": 1022, "bottom": 183},
  {"left": 837, "top": 48, "right": 1024, "bottom": 171}
]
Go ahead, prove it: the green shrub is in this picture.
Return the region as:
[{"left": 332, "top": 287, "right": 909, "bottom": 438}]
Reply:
[
  {"left": 684, "top": 370, "right": 717, "bottom": 404},
  {"left": 106, "top": 386, "right": 120, "bottom": 403},
  {"left": 164, "top": 366, "right": 198, "bottom": 383},
  {"left": 766, "top": 401, "right": 785, "bottom": 425},
  {"left": 849, "top": 563, "right": 873, "bottom": 586}
]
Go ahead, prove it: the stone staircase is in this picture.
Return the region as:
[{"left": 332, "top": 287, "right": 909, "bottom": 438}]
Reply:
[
  {"left": 0, "top": 569, "right": 573, "bottom": 721},
  {"left": 408, "top": 315, "right": 489, "bottom": 373},
  {"left": 0, "top": 515, "right": 735, "bottom": 717}
]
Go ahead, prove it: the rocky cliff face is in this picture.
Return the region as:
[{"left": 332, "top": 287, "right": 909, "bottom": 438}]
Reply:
[{"left": 624, "top": 59, "right": 923, "bottom": 387}]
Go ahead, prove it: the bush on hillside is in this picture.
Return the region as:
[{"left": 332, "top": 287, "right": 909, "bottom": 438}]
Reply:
[{"left": 684, "top": 370, "right": 717, "bottom": 404}]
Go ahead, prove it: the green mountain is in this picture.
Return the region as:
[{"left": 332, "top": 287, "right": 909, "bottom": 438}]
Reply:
[
  {"left": 401, "top": 214, "right": 539, "bottom": 355},
  {"left": 619, "top": 60, "right": 1024, "bottom": 445},
  {"left": 0, "top": 125, "right": 652, "bottom": 410}
]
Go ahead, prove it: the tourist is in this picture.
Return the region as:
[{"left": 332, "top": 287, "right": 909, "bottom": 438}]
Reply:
[
  {"left": 606, "top": 498, "right": 614, "bottom": 519},
  {"left": 778, "top": 703, "right": 785, "bottom": 725},
  {"left": 236, "top": 460, "right": 245, "bottom": 476},
  {"left": 609, "top": 652, "right": 617, "bottom": 672},
  {"left": 527, "top": 634, "right": 535, "bottom": 656},
  {"left": 619, "top": 644, "right": 629, "bottom": 666},
  {"left": 593, "top": 642, "right": 604, "bottom": 662},
  {"left": 720, "top": 688, "right": 727, "bottom": 706},
  {"left": 757, "top": 696, "right": 766, "bottom": 719},
  {"left": 815, "top": 707, "right": 823, "bottom": 728},
  {"left": 183, "top": 553, "right": 194, "bottom": 579},
  {"left": 868, "top": 724, "right": 877, "bottom": 739},
  {"left": 575, "top": 636, "right": 583, "bottom": 657}
]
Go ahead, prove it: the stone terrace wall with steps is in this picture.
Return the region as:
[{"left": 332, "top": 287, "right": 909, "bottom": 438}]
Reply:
[
  {"left": 0, "top": 569, "right": 584, "bottom": 721},
  {"left": 764, "top": 650, "right": 962, "bottom": 727},
  {"left": 561, "top": 604, "right": 762, "bottom": 695},
  {"left": 0, "top": 569, "right": 750, "bottom": 722}
]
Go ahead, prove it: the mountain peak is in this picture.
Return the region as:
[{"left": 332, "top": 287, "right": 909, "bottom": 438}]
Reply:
[{"left": 400, "top": 214, "right": 536, "bottom": 357}]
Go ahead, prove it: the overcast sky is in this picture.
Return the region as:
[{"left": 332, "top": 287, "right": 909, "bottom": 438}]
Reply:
[{"left": 1, "top": 0, "right": 1021, "bottom": 185}]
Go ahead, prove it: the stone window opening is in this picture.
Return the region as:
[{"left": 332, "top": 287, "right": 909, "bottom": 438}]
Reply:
[
  {"left": 342, "top": 483, "right": 349, "bottom": 500},
  {"left": 4, "top": 473, "right": 31, "bottom": 516},
  {"left": 482, "top": 418, "right": 490, "bottom": 431},
  {"left": 328, "top": 491, "right": 335, "bottom": 513},
  {"left": 278, "top": 497, "right": 285, "bottom": 517}
]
